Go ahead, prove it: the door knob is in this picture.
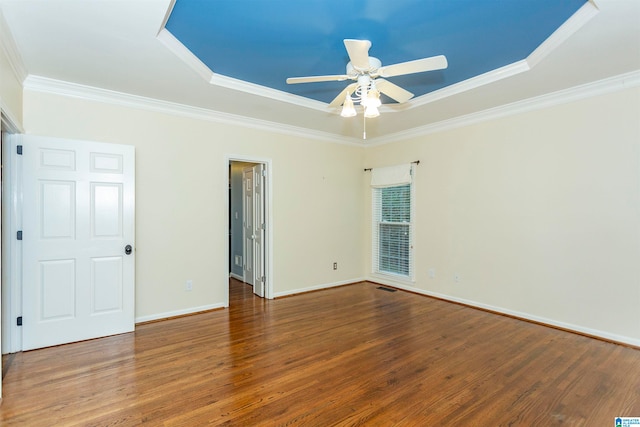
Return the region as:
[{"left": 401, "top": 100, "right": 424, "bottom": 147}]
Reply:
[{"left": 125, "top": 244, "right": 132, "bottom": 255}]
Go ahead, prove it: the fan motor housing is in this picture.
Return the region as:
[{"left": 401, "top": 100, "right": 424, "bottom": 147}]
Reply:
[{"left": 347, "top": 57, "right": 382, "bottom": 75}]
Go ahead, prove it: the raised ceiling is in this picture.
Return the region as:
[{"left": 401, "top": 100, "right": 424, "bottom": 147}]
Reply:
[
  {"left": 165, "top": 0, "right": 585, "bottom": 104},
  {"left": 1, "top": 0, "right": 639, "bottom": 143}
]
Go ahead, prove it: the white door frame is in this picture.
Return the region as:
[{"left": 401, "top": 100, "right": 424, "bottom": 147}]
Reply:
[
  {"left": 1, "top": 113, "right": 25, "bottom": 398},
  {"left": 2, "top": 132, "right": 23, "bottom": 354},
  {"left": 225, "top": 155, "right": 273, "bottom": 305}
]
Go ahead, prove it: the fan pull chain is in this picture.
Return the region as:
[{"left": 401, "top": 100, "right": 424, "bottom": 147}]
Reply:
[{"left": 363, "top": 113, "right": 367, "bottom": 140}]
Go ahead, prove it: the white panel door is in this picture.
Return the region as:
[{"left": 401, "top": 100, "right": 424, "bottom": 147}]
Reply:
[
  {"left": 21, "top": 135, "right": 135, "bottom": 351},
  {"left": 252, "top": 164, "right": 265, "bottom": 297}
]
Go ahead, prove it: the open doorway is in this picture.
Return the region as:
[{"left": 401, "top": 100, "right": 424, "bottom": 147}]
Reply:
[{"left": 227, "top": 157, "right": 272, "bottom": 305}]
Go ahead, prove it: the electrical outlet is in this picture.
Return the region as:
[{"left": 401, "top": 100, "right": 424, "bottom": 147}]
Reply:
[
  {"left": 186, "top": 280, "right": 193, "bottom": 291},
  {"left": 454, "top": 273, "right": 460, "bottom": 283},
  {"left": 333, "top": 262, "right": 338, "bottom": 270},
  {"left": 428, "top": 268, "right": 436, "bottom": 278}
]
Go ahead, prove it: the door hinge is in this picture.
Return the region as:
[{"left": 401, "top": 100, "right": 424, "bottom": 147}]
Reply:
[
  {"left": 261, "top": 276, "right": 266, "bottom": 283},
  {"left": 17, "top": 145, "right": 23, "bottom": 155},
  {"left": 17, "top": 316, "right": 22, "bottom": 326},
  {"left": 261, "top": 169, "right": 267, "bottom": 177},
  {"left": 17, "top": 230, "right": 22, "bottom": 240}
]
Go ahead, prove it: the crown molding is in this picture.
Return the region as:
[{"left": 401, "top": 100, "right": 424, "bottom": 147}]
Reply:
[
  {"left": 23, "top": 75, "right": 364, "bottom": 146},
  {"left": 22, "top": 70, "right": 639, "bottom": 148},
  {"left": 0, "top": 7, "right": 28, "bottom": 84},
  {"left": 367, "top": 70, "right": 640, "bottom": 146}
]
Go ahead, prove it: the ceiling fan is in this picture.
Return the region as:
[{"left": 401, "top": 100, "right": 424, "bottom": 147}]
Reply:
[{"left": 286, "top": 39, "right": 448, "bottom": 118}]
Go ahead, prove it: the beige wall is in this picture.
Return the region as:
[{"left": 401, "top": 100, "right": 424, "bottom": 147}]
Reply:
[
  {"left": 17, "top": 77, "right": 640, "bottom": 344},
  {"left": 23, "top": 90, "right": 365, "bottom": 320},
  {"left": 364, "top": 86, "right": 640, "bottom": 344}
]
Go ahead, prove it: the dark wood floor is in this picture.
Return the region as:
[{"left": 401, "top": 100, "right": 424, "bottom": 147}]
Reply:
[{"left": 1, "top": 279, "right": 639, "bottom": 426}]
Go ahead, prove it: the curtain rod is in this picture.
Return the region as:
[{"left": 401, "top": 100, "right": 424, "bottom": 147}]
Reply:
[{"left": 364, "top": 160, "right": 420, "bottom": 172}]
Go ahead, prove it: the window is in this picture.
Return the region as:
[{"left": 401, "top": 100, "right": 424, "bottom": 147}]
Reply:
[{"left": 371, "top": 164, "right": 414, "bottom": 280}]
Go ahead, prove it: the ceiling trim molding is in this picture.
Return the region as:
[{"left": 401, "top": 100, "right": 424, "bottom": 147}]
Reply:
[
  {"left": 208, "top": 73, "right": 328, "bottom": 112},
  {"left": 410, "top": 61, "right": 531, "bottom": 108},
  {"left": 157, "top": 28, "right": 330, "bottom": 113},
  {"left": 157, "top": 0, "right": 177, "bottom": 36},
  {"left": 410, "top": 1, "right": 599, "bottom": 109},
  {"left": 0, "top": 8, "right": 28, "bottom": 84},
  {"left": 527, "top": 0, "right": 599, "bottom": 69},
  {"left": 156, "top": 29, "right": 214, "bottom": 84},
  {"left": 23, "top": 75, "right": 363, "bottom": 146},
  {"left": 367, "top": 70, "right": 640, "bottom": 146}
]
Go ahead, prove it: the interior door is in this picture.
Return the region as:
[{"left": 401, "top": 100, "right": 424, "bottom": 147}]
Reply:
[
  {"left": 21, "top": 135, "right": 135, "bottom": 351},
  {"left": 252, "top": 164, "right": 265, "bottom": 297},
  {"left": 242, "top": 167, "right": 254, "bottom": 286}
]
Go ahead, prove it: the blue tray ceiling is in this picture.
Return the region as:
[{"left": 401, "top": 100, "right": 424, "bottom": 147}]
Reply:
[{"left": 165, "top": 0, "right": 587, "bottom": 104}]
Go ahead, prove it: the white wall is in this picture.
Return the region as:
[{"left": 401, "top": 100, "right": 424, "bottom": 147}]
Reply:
[
  {"left": 23, "top": 89, "right": 365, "bottom": 320},
  {"left": 364, "top": 86, "right": 640, "bottom": 345},
  {"left": 0, "top": 9, "right": 23, "bottom": 129}
]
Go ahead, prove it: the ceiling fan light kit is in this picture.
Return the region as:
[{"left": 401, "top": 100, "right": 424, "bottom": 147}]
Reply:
[
  {"left": 340, "top": 76, "right": 381, "bottom": 118},
  {"left": 287, "top": 38, "right": 447, "bottom": 137},
  {"left": 363, "top": 105, "right": 380, "bottom": 119},
  {"left": 362, "top": 84, "right": 382, "bottom": 108},
  {"left": 340, "top": 92, "right": 357, "bottom": 117}
]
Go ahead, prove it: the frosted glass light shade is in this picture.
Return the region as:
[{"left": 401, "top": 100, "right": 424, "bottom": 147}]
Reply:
[
  {"left": 340, "top": 93, "right": 357, "bottom": 117},
  {"left": 364, "top": 105, "right": 380, "bottom": 118},
  {"left": 362, "top": 88, "right": 381, "bottom": 108}
]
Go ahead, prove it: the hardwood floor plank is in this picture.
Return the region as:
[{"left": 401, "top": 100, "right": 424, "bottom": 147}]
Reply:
[{"left": 1, "top": 279, "right": 639, "bottom": 426}]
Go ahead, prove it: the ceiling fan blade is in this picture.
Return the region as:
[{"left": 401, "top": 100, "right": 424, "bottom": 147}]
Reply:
[
  {"left": 344, "top": 39, "right": 372, "bottom": 70},
  {"left": 375, "top": 78, "right": 414, "bottom": 103},
  {"left": 286, "top": 74, "right": 350, "bottom": 84},
  {"left": 377, "top": 55, "right": 448, "bottom": 78},
  {"left": 329, "top": 83, "right": 358, "bottom": 108}
]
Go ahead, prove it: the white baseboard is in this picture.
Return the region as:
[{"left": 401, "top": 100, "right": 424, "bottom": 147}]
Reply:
[
  {"left": 368, "top": 276, "right": 640, "bottom": 348},
  {"left": 134, "top": 278, "right": 364, "bottom": 323},
  {"left": 273, "top": 277, "right": 365, "bottom": 298},
  {"left": 135, "top": 303, "right": 225, "bottom": 324},
  {"left": 229, "top": 272, "right": 244, "bottom": 281}
]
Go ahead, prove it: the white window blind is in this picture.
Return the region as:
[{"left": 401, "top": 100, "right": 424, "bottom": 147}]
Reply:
[{"left": 371, "top": 164, "right": 414, "bottom": 279}]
